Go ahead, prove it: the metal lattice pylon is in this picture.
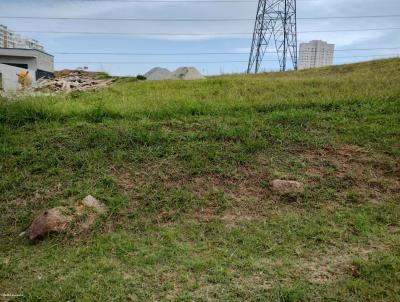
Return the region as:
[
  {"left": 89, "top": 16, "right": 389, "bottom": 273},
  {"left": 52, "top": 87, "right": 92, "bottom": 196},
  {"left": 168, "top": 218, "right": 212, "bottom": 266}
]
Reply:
[{"left": 247, "top": 0, "right": 298, "bottom": 73}]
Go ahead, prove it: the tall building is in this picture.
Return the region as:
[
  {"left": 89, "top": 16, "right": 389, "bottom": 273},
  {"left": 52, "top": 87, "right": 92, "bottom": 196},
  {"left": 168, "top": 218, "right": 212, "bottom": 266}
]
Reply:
[
  {"left": 298, "top": 40, "right": 335, "bottom": 70},
  {"left": 0, "top": 25, "right": 15, "bottom": 48},
  {"left": 0, "top": 24, "right": 44, "bottom": 51},
  {"left": 13, "top": 34, "right": 44, "bottom": 51}
]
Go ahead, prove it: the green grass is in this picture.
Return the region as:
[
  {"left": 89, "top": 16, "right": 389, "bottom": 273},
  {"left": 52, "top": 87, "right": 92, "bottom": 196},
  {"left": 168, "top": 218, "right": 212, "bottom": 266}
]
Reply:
[{"left": 1, "top": 59, "right": 400, "bottom": 301}]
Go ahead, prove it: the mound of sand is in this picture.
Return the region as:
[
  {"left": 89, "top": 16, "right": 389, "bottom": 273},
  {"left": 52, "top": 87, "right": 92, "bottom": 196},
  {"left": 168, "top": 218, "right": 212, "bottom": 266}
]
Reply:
[
  {"left": 144, "top": 67, "right": 172, "bottom": 81},
  {"left": 169, "top": 67, "right": 205, "bottom": 80},
  {"left": 143, "top": 66, "right": 205, "bottom": 81}
]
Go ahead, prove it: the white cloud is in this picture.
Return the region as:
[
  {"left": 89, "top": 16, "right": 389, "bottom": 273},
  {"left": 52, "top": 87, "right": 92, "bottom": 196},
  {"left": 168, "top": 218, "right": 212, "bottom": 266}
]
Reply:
[
  {"left": 1, "top": 0, "right": 399, "bottom": 42},
  {"left": 1, "top": 0, "right": 399, "bottom": 74}
]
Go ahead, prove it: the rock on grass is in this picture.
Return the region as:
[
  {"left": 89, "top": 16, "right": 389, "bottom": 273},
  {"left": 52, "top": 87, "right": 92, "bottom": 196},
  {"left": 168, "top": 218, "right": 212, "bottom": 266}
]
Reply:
[
  {"left": 24, "top": 207, "right": 73, "bottom": 241},
  {"left": 21, "top": 195, "right": 107, "bottom": 242},
  {"left": 270, "top": 179, "right": 305, "bottom": 194}
]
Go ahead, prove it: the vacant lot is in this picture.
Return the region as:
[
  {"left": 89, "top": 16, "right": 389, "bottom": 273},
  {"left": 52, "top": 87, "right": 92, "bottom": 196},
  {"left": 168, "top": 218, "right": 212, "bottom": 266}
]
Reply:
[{"left": 1, "top": 59, "right": 399, "bottom": 301}]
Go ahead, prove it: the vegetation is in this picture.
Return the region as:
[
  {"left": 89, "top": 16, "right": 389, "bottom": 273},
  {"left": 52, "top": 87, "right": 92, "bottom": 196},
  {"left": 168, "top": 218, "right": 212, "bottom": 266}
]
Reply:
[{"left": 1, "top": 59, "right": 399, "bottom": 301}]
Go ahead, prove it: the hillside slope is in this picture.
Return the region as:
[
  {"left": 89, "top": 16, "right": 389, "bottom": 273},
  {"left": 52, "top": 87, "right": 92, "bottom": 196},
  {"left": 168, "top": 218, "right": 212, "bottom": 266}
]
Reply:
[{"left": 1, "top": 59, "right": 400, "bottom": 301}]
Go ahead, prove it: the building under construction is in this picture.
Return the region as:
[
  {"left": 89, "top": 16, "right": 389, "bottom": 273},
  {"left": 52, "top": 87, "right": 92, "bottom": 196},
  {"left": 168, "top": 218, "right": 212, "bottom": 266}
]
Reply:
[{"left": 0, "top": 28, "right": 53, "bottom": 92}]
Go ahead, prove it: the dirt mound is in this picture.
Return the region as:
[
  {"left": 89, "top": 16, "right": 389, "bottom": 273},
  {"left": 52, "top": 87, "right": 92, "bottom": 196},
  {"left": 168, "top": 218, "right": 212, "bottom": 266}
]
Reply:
[
  {"left": 144, "top": 67, "right": 172, "bottom": 81},
  {"left": 169, "top": 67, "right": 205, "bottom": 80},
  {"left": 143, "top": 67, "right": 205, "bottom": 81}
]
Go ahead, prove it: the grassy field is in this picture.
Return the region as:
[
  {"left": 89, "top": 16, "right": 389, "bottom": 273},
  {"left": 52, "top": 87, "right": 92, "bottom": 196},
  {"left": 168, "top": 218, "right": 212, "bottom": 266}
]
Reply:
[{"left": 1, "top": 59, "right": 399, "bottom": 301}]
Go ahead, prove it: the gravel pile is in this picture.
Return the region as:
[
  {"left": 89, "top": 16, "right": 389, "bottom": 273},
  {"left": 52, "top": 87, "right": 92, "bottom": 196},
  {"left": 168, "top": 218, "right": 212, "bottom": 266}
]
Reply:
[
  {"left": 144, "top": 67, "right": 172, "bottom": 81},
  {"left": 144, "top": 66, "right": 205, "bottom": 81},
  {"left": 169, "top": 67, "right": 205, "bottom": 80}
]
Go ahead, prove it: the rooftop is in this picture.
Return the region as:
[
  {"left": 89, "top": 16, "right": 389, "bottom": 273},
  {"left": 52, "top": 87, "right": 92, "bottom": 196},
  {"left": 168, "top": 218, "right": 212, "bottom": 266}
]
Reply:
[{"left": 0, "top": 47, "right": 54, "bottom": 57}]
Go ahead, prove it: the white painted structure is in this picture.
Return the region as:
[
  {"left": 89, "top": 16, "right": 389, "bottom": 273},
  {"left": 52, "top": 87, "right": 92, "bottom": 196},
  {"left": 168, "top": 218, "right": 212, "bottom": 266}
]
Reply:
[
  {"left": 0, "top": 48, "right": 54, "bottom": 92},
  {"left": 0, "top": 48, "right": 54, "bottom": 73},
  {"left": 0, "top": 63, "right": 34, "bottom": 92},
  {"left": 298, "top": 40, "right": 335, "bottom": 70}
]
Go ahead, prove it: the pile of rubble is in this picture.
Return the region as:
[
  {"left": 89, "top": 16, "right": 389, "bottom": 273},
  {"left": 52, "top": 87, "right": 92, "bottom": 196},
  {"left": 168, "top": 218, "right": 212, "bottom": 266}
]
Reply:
[{"left": 36, "top": 70, "right": 114, "bottom": 93}]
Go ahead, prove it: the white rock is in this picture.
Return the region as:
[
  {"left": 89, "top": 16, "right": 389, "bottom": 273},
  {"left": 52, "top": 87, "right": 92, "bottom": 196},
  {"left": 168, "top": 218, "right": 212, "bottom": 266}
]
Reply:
[
  {"left": 81, "top": 195, "right": 107, "bottom": 214},
  {"left": 270, "top": 179, "right": 304, "bottom": 194}
]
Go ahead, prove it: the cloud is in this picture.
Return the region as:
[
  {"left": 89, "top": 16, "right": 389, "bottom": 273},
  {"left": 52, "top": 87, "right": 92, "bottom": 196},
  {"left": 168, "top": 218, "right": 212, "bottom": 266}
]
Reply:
[
  {"left": 1, "top": 0, "right": 398, "bottom": 75},
  {"left": 1, "top": 0, "right": 399, "bottom": 42}
]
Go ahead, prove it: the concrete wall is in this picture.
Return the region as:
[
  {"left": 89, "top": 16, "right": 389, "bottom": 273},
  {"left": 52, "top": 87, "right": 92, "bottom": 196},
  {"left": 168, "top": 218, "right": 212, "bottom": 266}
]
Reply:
[
  {"left": 0, "top": 48, "right": 54, "bottom": 72},
  {"left": 0, "top": 63, "right": 35, "bottom": 92},
  {"left": 0, "top": 55, "right": 36, "bottom": 70},
  {"left": 36, "top": 51, "right": 54, "bottom": 72}
]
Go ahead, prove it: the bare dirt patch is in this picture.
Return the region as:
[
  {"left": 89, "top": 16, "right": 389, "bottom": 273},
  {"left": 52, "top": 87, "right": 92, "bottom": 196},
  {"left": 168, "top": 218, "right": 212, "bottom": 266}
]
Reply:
[
  {"left": 108, "top": 144, "right": 399, "bottom": 227},
  {"left": 111, "top": 164, "right": 273, "bottom": 223},
  {"left": 302, "top": 145, "right": 399, "bottom": 202},
  {"left": 299, "top": 243, "right": 390, "bottom": 284}
]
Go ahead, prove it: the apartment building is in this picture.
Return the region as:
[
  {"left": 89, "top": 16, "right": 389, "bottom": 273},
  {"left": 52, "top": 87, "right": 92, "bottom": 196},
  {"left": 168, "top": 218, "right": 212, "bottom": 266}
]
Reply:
[
  {"left": 0, "top": 25, "right": 15, "bottom": 48},
  {"left": 0, "top": 24, "right": 44, "bottom": 51},
  {"left": 298, "top": 40, "right": 335, "bottom": 70},
  {"left": 13, "top": 34, "right": 44, "bottom": 51}
]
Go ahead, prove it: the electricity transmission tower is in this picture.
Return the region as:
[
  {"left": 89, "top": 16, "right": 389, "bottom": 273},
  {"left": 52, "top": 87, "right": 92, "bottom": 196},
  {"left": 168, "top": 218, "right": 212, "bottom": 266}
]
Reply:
[{"left": 247, "top": 0, "right": 298, "bottom": 73}]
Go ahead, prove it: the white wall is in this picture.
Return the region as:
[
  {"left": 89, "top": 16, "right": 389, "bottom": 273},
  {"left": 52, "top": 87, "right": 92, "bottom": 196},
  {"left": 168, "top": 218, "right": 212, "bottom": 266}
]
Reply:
[
  {"left": 0, "top": 63, "right": 35, "bottom": 92},
  {"left": 0, "top": 56, "right": 37, "bottom": 70}
]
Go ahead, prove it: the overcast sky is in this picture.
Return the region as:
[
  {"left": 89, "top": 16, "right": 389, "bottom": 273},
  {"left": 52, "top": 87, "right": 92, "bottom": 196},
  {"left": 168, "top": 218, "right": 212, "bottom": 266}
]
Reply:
[{"left": 1, "top": 0, "right": 399, "bottom": 75}]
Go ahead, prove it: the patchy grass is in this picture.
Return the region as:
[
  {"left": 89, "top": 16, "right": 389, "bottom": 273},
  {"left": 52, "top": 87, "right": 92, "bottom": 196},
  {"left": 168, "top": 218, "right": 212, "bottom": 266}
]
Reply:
[{"left": 1, "top": 59, "right": 400, "bottom": 301}]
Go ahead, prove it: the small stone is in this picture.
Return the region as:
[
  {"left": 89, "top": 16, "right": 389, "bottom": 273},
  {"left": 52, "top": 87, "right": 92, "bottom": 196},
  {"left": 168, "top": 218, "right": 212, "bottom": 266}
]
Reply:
[
  {"left": 270, "top": 179, "right": 304, "bottom": 194},
  {"left": 81, "top": 195, "right": 107, "bottom": 214}
]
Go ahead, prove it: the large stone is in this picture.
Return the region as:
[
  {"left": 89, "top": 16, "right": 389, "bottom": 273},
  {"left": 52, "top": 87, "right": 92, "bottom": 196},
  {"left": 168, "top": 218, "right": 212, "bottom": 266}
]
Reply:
[
  {"left": 24, "top": 207, "right": 73, "bottom": 241},
  {"left": 21, "top": 195, "right": 107, "bottom": 242},
  {"left": 270, "top": 179, "right": 304, "bottom": 194}
]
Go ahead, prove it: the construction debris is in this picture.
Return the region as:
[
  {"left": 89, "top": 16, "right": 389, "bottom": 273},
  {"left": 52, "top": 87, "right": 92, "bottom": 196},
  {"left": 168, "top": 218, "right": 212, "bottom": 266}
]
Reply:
[{"left": 36, "top": 69, "right": 113, "bottom": 93}]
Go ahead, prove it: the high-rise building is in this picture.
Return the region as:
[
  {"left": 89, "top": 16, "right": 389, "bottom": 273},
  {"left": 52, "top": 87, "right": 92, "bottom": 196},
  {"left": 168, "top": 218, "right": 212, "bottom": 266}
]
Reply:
[
  {"left": 0, "top": 24, "right": 44, "bottom": 51},
  {"left": 298, "top": 40, "right": 335, "bottom": 70},
  {"left": 13, "top": 34, "right": 44, "bottom": 51},
  {"left": 0, "top": 25, "right": 15, "bottom": 48}
]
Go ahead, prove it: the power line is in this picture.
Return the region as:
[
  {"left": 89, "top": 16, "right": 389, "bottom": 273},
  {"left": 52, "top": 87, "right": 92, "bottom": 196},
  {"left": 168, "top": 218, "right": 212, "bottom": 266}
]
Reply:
[
  {"left": 54, "top": 54, "right": 399, "bottom": 64},
  {"left": 301, "top": 28, "right": 400, "bottom": 33},
  {"left": 67, "top": 0, "right": 316, "bottom": 3},
  {"left": 300, "top": 15, "right": 400, "bottom": 20},
  {"left": 1, "top": 14, "right": 399, "bottom": 21},
  {"left": 12, "top": 27, "right": 400, "bottom": 37},
  {"left": 52, "top": 47, "right": 400, "bottom": 56},
  {"left": 75, "top": 0, "right": 259, "bottom": 2}
]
